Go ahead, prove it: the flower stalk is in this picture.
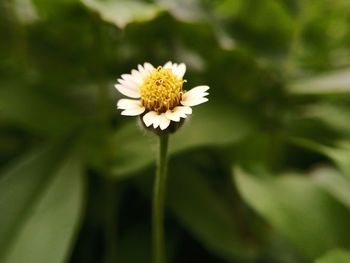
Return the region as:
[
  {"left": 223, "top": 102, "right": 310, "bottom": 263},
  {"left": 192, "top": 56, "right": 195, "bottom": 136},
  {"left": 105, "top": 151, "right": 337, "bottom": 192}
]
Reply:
[{"left": 152, "top": 134, "right": 169, "bottom": 263}]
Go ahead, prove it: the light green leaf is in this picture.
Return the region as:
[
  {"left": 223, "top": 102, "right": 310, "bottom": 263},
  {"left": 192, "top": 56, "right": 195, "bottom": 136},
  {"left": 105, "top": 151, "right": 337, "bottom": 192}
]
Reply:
[
  {"left": 310, "top": 166, "right": 350, "bottom": 209},
  {"left": 170, "top": 103, "right": 251, "bottom": 153},
  {"left": 0, "top": 146, "right": 85, "bottom": 263},
  {"left": 234, "top": 167, "right": 350, "bottom": 260},
  {"left": 302, "top": 103, "right": 350, "bottom": 135},
  {"left": 111, "top": 103, "right": 253, "bottom": 176},
  {"left": 213, "top": 0, "right": 243, "bottom": 19},
  {"left": 13, "top": 0, "right": 40, "bottom": 24},
  {"left": 156, "top": 0, "right": 235, "bottom": 49},
  {"left": 167, "top": 164, "right": 257, "bottom": 261},
  {"left": 81, "top": 0, "right": 163, "bottom": 28},
  {"left": 0, "top": 146, "right": 62, "bottom": 251},
  {"left": 315, "top": 249, "right": 350, "bottom": 263},
  {"left": 288, "top": 69, "right": 350, "bottom": 95},
  {"left": 155, "top": 0, "right": 205, "bottom": 22},
  {"left": 317, "top": 142, "right": 350, "bottom": 177}
]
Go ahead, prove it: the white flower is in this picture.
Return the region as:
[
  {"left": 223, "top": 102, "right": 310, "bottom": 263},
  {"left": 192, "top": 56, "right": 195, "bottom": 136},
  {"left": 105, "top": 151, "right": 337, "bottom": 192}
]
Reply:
[{"left": 115, "top": 61, "right": 209, "bottom": 131}]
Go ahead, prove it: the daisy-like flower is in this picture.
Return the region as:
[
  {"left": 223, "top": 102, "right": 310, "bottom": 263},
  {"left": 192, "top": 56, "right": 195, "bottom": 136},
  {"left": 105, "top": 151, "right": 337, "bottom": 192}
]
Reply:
[{"left": 115, "top": 61, "right": 209, "bottom": 131}]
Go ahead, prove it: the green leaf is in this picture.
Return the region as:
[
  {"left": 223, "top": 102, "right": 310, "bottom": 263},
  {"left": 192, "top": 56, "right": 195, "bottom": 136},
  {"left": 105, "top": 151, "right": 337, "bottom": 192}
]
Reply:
[
  {"left": 0, "top": 85, "right": 81, "bottom": 137},
  {"left": 111, "top": 103, "right": 253, "bottom": 176},
  {"left": 310, "top": 166, "right": 350, "bottom": 210},
  {"left": 315, "top": 249, "right": 350, "bottom": 263},
  {"left": 234, "top": 167, "right": 350, "bottom": 260},
  {"left": 167, "top": 163, "right": 257, "bottom": 261},
  {"left": 31, "top": 0, "right": 79, "bottom": 18},
  {"left": 81, "top": 0, "right": 163, "bottom": 29},
  {"left": 290, "top": 138, "right": 350, "bottom": 178},
  {"left": 302, "top": 103, "right": 350, "bottom": 136},
  {"left": 12, "top": 0, "right": 39, "bottom": 24},
  {"left": 0, "top": 145, "right": 85, "bottom": 263},
  {"left": 317, "top": 142, "right": 350, "bottom": 177},
  {"left": 170, "top": 103, "right": 252, "bottom": 152},
  {"left": 213, "top": 0, "right": 243, "bottom": 19},
  {"left": 0, "top": 146, "right": 62, "bottom": 251},
  {"left": 156, "top": 0, "right": 235, "bottom": 49},
  {"left": 155, "top": 0, "right": 206, "bottom": 22},
  {"left": 287, "top": 69, "right": 350, "bottom": 95},
  {"left": 110, "top": 121, "right": 155, "bottom": 176}
]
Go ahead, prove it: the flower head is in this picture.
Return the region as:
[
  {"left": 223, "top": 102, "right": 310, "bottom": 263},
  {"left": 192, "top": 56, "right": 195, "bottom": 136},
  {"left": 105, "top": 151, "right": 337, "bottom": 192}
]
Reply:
[{"left": 115, "top": 62, "right": 209, "bottom": 131}]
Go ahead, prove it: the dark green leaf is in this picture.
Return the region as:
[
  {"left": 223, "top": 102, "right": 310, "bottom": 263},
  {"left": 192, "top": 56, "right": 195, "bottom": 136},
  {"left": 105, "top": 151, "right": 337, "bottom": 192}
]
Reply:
[
  {"left": 117, "top": 225, "right": 151, "bottom": 263},
  {"left": 167, "top": 163, "right": 257, "bottom": 261},
  {"left": 32, "top": 0, "right": 78, "bottom": 18},
  {"left": 290, "top": 138, "right": 350, "bottom": 178},
  {"left": 0, "top": 85, "right": 81, "bottom": 137}
]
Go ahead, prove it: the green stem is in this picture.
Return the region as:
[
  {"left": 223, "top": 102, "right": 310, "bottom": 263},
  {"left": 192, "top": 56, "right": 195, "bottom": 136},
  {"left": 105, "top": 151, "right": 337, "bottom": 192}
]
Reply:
[
  {"left": 152, "top": 134, "right": 169, "bottom": 263},
  {"left": 284, "top": 1, "right": 305, "bottom": 79}
]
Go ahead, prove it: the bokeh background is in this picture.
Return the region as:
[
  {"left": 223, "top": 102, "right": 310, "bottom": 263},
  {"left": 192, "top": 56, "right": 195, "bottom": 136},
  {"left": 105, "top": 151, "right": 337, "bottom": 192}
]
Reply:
[{"left": 1, "top": 0, "right": 350, "bottom": 262}]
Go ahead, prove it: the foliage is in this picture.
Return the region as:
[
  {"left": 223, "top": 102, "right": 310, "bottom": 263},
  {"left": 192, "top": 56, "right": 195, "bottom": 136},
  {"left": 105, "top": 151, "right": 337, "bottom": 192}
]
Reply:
[{"left": 1, "top": 0, "right": 350, "bottom": 262}]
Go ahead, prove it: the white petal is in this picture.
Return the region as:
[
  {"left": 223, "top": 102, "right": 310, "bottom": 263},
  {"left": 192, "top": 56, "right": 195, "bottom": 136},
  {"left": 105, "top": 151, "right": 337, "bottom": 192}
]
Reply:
[
  {"left": 176, "top": 111, "right": 187, "bottom": 118},
  {"left": 171, "top": 63, "right": 178, "bottom": 76},
  {"left": 165, "top": 110, "right": 180, "bottom": 122},
  {"left": 121, "top": 73, "right": 134, "bottom": 82},
  {"left": 119, "top": 74, "right": 142, "bottom": 89},
  {"left": 165, "top": 106, "right": 192, "bottom": 121},
  {"left": 175, "top": 107, "right": 185, "bottom": 118},
  {"left": 178, "top": 106, "right": 192, "bottom": 114},
  {"left": 122, "top": 73, "right": 142, "bottom": 86},
  {"left": 174, "top": 106, "right": 192, "bottom": 118},
  {"left": 138, "top": 64, "right": 145, "bottom": 72},
  {"left": 117, "top": 99, "right": 142, "bottom": 110},
  {"left": 175, "top": 63, "right": 186, "bottom": 78},
  {"left": 121, "top": 107, "right": 145, "bottom": 116},
  {"left": 152, "top": 114, "right": 162, "bottom": 129},
  {"left": 159, "top": 114, "right": 171, "bottom": 130},
  {"left": 117, "top": 78, "right": 138, "bottom": 90},
  {"left": 163, "top": 61, "right": 173, "bottom": 69},
  {"left": 181, "top": 85, "right": 209, "bottom": 106},
  {"left": 181, "top": 97, "right": 208, "bottom": 106},
  {"left": 131, "top": 69, "right": 146, "bottom": 84},
  {"left": 144, "top": 62, "right": 154, "bottom": 71},
  {"left": 183, "top": 85, "right": 210, "bottom": 99},
  {"left": 115, "top": 84, "right": 140, "bottom": 98},
  {"left": 143, "top": 111, "right": 158, "bottom": 127},
  {"left": 144, "top": 112, "right": 170, "bottom": 129},
  {"left": 134, "top": 67, "right": 150, "bottom": 79}
]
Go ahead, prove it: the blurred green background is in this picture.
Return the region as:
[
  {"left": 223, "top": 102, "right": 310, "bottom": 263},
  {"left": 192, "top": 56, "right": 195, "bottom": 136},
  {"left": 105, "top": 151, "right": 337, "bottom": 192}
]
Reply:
[{"left": 1, "top": 0, "right": 350, "bottom": 262}]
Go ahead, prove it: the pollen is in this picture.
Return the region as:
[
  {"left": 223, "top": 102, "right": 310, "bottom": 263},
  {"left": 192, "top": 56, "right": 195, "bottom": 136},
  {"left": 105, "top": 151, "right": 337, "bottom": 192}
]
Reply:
[{"left": 140, "top": 66, "right": 185, "bottom": 113}]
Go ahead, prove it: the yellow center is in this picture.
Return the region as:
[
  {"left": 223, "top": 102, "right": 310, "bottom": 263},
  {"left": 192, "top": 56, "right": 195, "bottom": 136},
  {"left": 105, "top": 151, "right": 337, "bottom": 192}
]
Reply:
[{"left": 140, "top": 66, "right": 185, "bottom": 113}]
